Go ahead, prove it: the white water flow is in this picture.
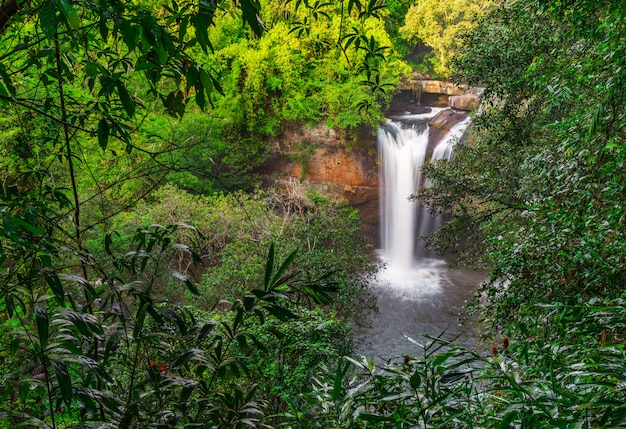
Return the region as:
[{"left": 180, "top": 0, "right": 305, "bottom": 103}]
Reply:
[
  {"left": 377, "top": 111, "right": 473, "bottom": 293},
  {"left": 416, "top": 115, "right": 473, "bottom": 248},
  {"left": 378, "top": 120, "right": 429, "bottom": 271},
  {"left": 356, "top": 112, "right": 480, "bottom": 360}
]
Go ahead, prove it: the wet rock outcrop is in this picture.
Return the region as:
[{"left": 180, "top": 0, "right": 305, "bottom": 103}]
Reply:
[
  {"left": 395, "top": 78, "right": 485, "bottom": 113},
  {"left": 428, "top": 109, "right": 469, "bottom": 148},
  {"left": 449, "top": 94, "right": 480, "bottom": 111}
]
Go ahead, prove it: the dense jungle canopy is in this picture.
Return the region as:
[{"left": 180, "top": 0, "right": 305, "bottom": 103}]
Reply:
[{"left": 0, "top": 0, "right": 625, "bottom": 427}]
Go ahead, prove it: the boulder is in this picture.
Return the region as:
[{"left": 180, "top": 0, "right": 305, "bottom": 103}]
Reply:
[
  {"left": 428, "top": 109, "right": 469, "bottom": 148},
  {"left": 449, "top": 94, "right": 480, "bottom": 111},
  {"left": 417, "top": 79, "right": 467, "bottom": 96},
  {"left": 405, "top": 77, "right": 484, "bottom": 97}
]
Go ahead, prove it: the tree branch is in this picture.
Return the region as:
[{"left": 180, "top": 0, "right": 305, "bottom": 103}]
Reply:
[{"left": 0, "top": 0, "right": 26, "bottom": 35}]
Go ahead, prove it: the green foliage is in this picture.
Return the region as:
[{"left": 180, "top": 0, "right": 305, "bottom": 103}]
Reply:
[
  {"left": 0, "top": 0, "right": 243, "bottom": 150},
  {"left": 382, "top": 0, "right": 413, "bottom": 55},
  {"left": 0, "top": 0, "right": 393, "bottom": 427},
  {"left": 206, "top": 2, "right": 410, "bottom": 138},
  {"left": 422, "top": 0, "right": 626, "bottom": 325},
  {"left": 0, "top": 0, "right": 281, "bottom": 301},
  {"left": 239, "top": 307, "right": 355, "bottom": 414},
  {"left": 289, "top": 296, "right": 626, "bottom": 428},
  {"left": 0, "top": 0, "right": 408, "bottom": 268},
  {"left": 326, "top": 1, "right": 625, "bottom": 427},
  {"left": 400, "top": 0, "right": 491, "bottom": 76},
  {"left": 0, "top": 112, "right": 59, "bottom": 182},
  {"left": 0, "top": 206, "right": 349, "bottom": 427},
  {"left": 111, "top": 182, "right": 378, "bottom": 324}
]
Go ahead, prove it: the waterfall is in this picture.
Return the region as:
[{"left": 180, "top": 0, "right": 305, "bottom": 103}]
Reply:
[
  {"left": 431, "top": 116, "right": 472, "bottom": 162},
  {"left": 378, "top": 120, "right": 429, "bottom": 270},
  {"left": 355, "top": 111, "right": 479, "bottom": 359},
  {"left": 377, "top": 112, "right": 470, "bottom": 289},
  {"left": 416, "top": 115, "right": 473, "bottom": 251}
]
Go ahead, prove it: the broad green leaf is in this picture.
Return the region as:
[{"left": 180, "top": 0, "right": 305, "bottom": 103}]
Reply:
[
  {"left": 11, "top": 216, "right": 44, "bottom": 235},
  {"left": 40, "top": 0, "right": 57, "bottom": 39},
  {"left": 264, "top": 304, "right": 297, "bottom": 321},
  {"left": 58, "top": 0, "right": 80, "bottom": 30},
  {"left": 63, "top": 310, "right": 104, "bottom": 336},
  {"left": 35, "top": 306, "right": 49, "bottom": 349},
  {"left": 332, "top": 359, "right": 345, "bottom": 401},
  {"left": 186, "top": 65, "right": 199, "bottom": 93},
  {"left": 154, "top": 37, "right": 168, "bottom": 64},
  {"left": 97, "top": 119, "right": 109, "bottom": 150},
  {"left": 164, "top": 90, "right": 185, "bottom": 117},
  {"left": 177, "top": 15, "right": 189, "bottom": 42},
  {"left": 0, "top": 83, "right": 9, "bottom": 107},
  {"left": 410, "top": 370, "right": 421, "bottom": 389},
  {"left": 193, "top": 13, "right": 212, "bottom": 54},
  {"left": 85, "top": 62, "right": 98, "bottom": 77},
  {"left": 248, "top": 333, "right": 268, "bottom": 354},
  {"left": 135, "top": 62, "right": 157, "bottom": 71},
  {"left": 199, "top": 68, "right": 214, "bottom": 97},
  {"left": 119, "top": 19, "right": 137, "bottom": 51},
  {"left": 240, "top": 0, "right": 263, "bottom": 37},
  {"left": 133, "top": 301, "right": 148, "bottom": 339},
  {"left": 196, "top": 321, "right": 216, "bottom": 341},
  {"left": 146, "top": 304, "right": 165, "bottom": 325},
  {"left": 236, "top": 333, "right": 249, "bottom": 351},
  {"left": 98, "top": 15, "right": 108, "bottom": 39},
  {"left": 98, "top": 75, "right": 116, "bottom": 97},
  {"left": 244, "top": 295, "right": 256, "bottom": 313},
  {"left": 500, "top": 410, "right": 518, "bottom": 428},
  {"left": 52, "top": 359, "right": 72, "bottom": 406},
  {"left": 348, "top": 0, "right": 361, "bottom": 15},
  {"left": 270, "top": 248, "right": 298, "bottom": 289},
  {"left": 9, "top": 338, "right": 20, "bottom": 355},
  {"left": 185, "top": 279, "right": 199, "bottom": 295},
  {"left": 44, "top": 271, "right": 65, "bottom": 303},
  {"left": 196, "top": 85, "right": 206, "bottom": 110},
  {"left": 0, "top": 64, "right": 15, "bottom": 96},
  {"left": 4, "top": 293, "right": 15, "bottom": 317},
  {"left": 209, "top": 72, "right": 223, "bottom": 95},
  {"left": 163, "top": 307, "right": 189, "bottom": 335},
  {"left": 117, "top": 82, "right": 135, "bottom": 117},
  {"left": 264, "top": 243, "right": 275, "bottom": 291},
  {"left": 179, "top": 384, "right": 195, "bottom": 403}
]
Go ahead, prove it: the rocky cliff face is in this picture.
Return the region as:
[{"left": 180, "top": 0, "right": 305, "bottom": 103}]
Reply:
[{"left": 259, "top": 124, "right": 381, "bottom": 242}]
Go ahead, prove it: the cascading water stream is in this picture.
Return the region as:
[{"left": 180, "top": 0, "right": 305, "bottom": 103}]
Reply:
[
  {"left": 376, "top": 109, "right": 468, "bottom": 293},
  {"left": 431, "top": 116, "right": 471, "bottom": 161},
  {"left": 379, "top": 113, "right": 472, "bottom": 269},
  {"left": 416, "top": 115, "right": 473, "bottom": 248},
  {"left": 378, "top": 120, "right": 429, "bottom": 271},
  {"left": 356, "top": 110, "right": 481, "bottom": 360}
]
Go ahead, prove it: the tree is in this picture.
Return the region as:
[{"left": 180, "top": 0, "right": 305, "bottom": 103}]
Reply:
[
  {"left": 400, "top": 0, "right": 491, "bottom": 76},
  {"left": 422, "top": 0, "right": 626, "bottom": 327},
  {"left": 0, "top": 0, "right": 394, "bottom": 426}
]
